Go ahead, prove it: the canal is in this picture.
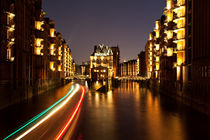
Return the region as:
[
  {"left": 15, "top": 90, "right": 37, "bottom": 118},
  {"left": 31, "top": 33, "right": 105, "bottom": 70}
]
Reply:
[
  {"left": 76, "top": 81, "right": 210, "bottom": 140},
  {"left": 0, "top": 81, "right": 210, "bottom": 139}
]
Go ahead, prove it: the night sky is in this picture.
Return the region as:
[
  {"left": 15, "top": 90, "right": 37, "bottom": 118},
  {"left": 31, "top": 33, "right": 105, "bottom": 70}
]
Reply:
[{"left": 43, "top": 0, "right": 165, "bottom": 64}]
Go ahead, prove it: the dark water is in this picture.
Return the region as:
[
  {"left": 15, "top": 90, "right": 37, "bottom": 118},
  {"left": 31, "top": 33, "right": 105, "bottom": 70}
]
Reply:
[
  {"left": 1, "top": 81, "right": 210, "bottom": 140},
  {"left": 77, "top": 81, "right": 210, "bottom": 140}
]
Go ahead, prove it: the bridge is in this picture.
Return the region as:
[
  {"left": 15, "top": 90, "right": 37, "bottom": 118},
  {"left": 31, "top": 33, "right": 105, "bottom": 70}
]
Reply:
[
  {"left": 65, "top": 75, "right": 89, "bottom": 80},
  {"left": 116, "top": 76, "right": 150, "bottom": 81}
]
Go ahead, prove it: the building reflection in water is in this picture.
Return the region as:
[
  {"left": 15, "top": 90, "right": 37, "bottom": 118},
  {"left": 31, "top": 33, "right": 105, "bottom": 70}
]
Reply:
[{"left": 78, "top": 80, "right": 210, "bottom": 140}]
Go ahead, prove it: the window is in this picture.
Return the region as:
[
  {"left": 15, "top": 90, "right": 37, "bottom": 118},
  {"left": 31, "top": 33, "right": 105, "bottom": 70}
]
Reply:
[{"left": 7, "top": 48, "right": 11, "bottom": 60}]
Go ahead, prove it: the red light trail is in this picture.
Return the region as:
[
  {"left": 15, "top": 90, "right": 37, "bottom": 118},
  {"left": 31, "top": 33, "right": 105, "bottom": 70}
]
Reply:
[{"left": 55, "top": 86, "right": 85, "bottom": 140}]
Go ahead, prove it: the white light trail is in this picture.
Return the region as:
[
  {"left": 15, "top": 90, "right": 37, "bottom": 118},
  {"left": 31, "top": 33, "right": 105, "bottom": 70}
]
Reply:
[{"left": 15, "top": 84, "right": 80, "bottom": 140}]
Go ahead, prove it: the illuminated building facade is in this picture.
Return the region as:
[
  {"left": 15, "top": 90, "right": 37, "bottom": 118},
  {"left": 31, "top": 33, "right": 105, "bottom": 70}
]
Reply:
[
  {"left": 90, "top": 45, "right": 114, "bottom": 80},
  {"left": 145, "top": 0, "right": 188, "bottom": 83},
  {"left": 120, "top": 60, "right": 137, "bottom": 77},
  {"left": 0, "top": 0, "right": 74, "bottom": 109},
  {"left": 80, "top": 61, "right": 90, "bottom": 76},
  {"left": 145, "top": 0, "right": 210, "bottom": 114}
]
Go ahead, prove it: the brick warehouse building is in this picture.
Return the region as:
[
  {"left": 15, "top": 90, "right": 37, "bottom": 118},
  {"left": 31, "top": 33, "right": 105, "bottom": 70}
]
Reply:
[
  {"left": 120, "top": 59, "right": 137, "bottom": 77},
  {"left": 145, "top": 0, "right": 210, "bottom": 114},
  {"left": 111, "top": 46, "right": 120, "bottom": 77},
  {"left": 0, "top": 0, "right": 74, "bottom": 109}
]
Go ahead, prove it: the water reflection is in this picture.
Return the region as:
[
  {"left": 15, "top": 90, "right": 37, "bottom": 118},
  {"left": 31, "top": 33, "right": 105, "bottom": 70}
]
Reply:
[{"left": 78, "top": 81, "right": 210, "bottom": 140}]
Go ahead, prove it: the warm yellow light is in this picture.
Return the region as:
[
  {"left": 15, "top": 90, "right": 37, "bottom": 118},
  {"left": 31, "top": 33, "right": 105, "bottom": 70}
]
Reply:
[
  {"left": 35, "top": 21, "right": 44, "bottom": 31},
  {"left": 177, "top": 0, "right": 185, "bottom": 6},
  {"left": 156, "top": 44, "right": 160, "bottom": 50},
  {"left": 150, "top": 61, "right": 153, "bottom": 65},
  {"left": 50, "top": 50, "right": 55, "bottom": 56},
  {"left": 167, "top": 0, "right": 172, "bottom": 10},
  {"left": 8, "top": 12, "right": 15, "bottom": 19},
  {"left": 174, "top": 18, "right": 185, "bottom": 28},
  {"left": 167, "top": 30, "right": 173, "bottom": 39},
  {"left": 176, "top": 40, "right": 185, "bottom": 50},
  {"left": 156, "top": 57, "right": 159, "bottom": 62},
  {"left": 177, "top": 59, "right": 182, "bottom": 65},
  {"left": 58, "top": 65, "right": 62, "bottom": 71},
  {"left": 50, "top": 61, "right": 55, "bottom": 71},
  {"left": 176, "top": 28, "right": 185, "bottom": 40},
  {"left": 155, "top": 21, "right": 159, "bottom": 30},
  {"left": 50, "top": 44, "right": 55, "bottom": 50},
  {"left": 34, "top": 47, "right": 42, "bottom": 55},
  {"left": 177, "top": 66, "right": 181, "bottom": 80},
  {"left": 150, "top": 66, "right": 152, "bottom": 72},
  {"left": 156, "top": 64, "right": 159, "bottom": 70},
  {"left": 150, "top": 42, "right": 153, "bottom": 47},
  {"left": 174, "top": 6, "right": 185, "bottom": 18},
  {"left": 58, "top": 56, "right": 61, "bottom": 60},
  {"left": 50, "top": 28, "right": 55, "bottom": 37},
  {"left": 167, "top": 10, "right": 173, "bottom": 22},
  {"left": 35, "top": 38, "right": 43, "bottom": 47},
  {"left": 167, "top": 48, "right": 173, "bottom": 56},
  {"left": 150, "top": 52, "right": 152, "bottom": 56},
  {"left": 8, "top": 27, "right": 15, "bottom": 32},
  {"left": 149, "top": 33, "right": 153, "bottom": 40},
  {"left": 177, "top": 52, "right": 185, "bottom": 65},
  {"left": 150, "top": 56, "right": 152, "bottom": 60},
  {"left": 155, "top": 30, "right": 160, "bottom": 38}
]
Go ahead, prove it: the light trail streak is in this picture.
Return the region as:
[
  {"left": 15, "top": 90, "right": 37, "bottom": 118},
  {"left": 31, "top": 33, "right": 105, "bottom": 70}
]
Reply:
[
  {"left": 14, "top": 84, "right": 80, "bottom": 140},
  {"left": 55, "top": 86, "right": 85, "bottom": 140},
  {"left": 4, "top": 85, "right": 75, "bottom": 140}
]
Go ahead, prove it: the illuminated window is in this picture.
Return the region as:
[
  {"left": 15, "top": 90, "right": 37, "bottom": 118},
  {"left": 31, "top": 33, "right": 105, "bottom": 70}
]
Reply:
[
  {"left": 156, "top": 64, "right": 159, "bottom": 70},
  {"left": 50, "top": 28, "right": 55, "bottom": 37},
  {"left": 34, "top": 47, "right": 42, "bottom": 55},
  {"left": 167, "top": 0, "right": 172, "bottom": 10},
  {"left": 176, "top": 29, "right": 185, "bottom": 40},
  {"left": 175, "top": 18, "right": 185, "bottom": 28},
  {"left": 177, "top": 52, "right": 185, "bottom": 65},
  {"left": 167, "top": 30, "right": 173, "bottom": 39},
  {"left": 7, "top": 48, "right": 11, "bottom": 60},
  {"left": 58, "top": 65, "right": 62, "bottom": 71},
  {"left": 167, "top": 10, "right": 173, "bottom": 22},
  {"left": 7, "top": 12, "right": 15, "bottom": 25},
  {"left": 150, "top": 42, "right": 153, "bottom": 47},
  {"left": 176, "top": 40, "right": 185, "bottom": 50},
  {"left": 174, "top": 6, "right": 185, "bottom": 18},
  {"left": 149, "top": 33, "right": 153, "bottom": 40},
  {"left": 167, "top": 48, "right": 173, "bottom": 56},
  {"left": 35, "top": 21, "right": 44, "bottom": 31},
  {"left": 177, "top": 0, "right": 185, "bottom": 6},
  {"left": 50, "top": 62, "right": 55, "bottom": 71},
  {"left": 155, "top": 21, "right": 159, "bottom": 30},
  {"left": 35, "top": 38, "right": 43, "bottom": 47},
  {"left": 155, "top": 30, "right": 160, "bottom": 38},
  {"left": 156, "top": 57, "right": 160, "bottom": 62},
  {"left": 156, "top": 44, "right": 160, "bottom": 50}
]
